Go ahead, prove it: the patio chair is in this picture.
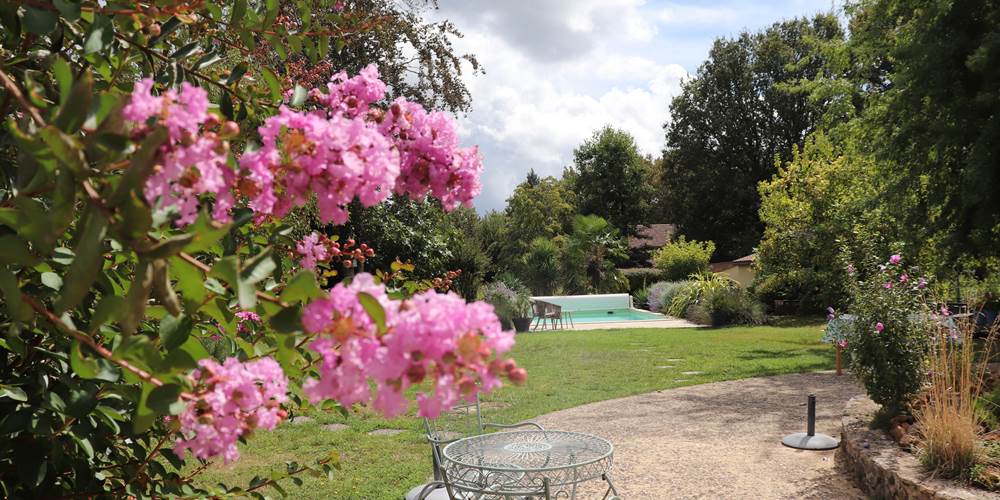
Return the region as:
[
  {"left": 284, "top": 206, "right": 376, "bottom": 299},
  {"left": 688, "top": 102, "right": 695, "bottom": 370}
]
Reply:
[
  {"left": 404, "top": 394, "right": 545, "bottom": 500},
  {"left": 530, "top": 300, "right": 549, "bottom": 331}
]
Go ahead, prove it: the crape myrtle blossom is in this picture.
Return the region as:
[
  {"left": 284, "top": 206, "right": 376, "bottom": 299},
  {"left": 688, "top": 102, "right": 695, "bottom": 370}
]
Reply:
[
  {"left": 235, "top": 311, "right": 261, "bottom": 334},
  {"left": 238, "top": 64, "right": 483, "bottom": 224},
  {"left": 175, "top": 357, "right": 289, "bottom": 464},
  {"left": 124, "top": 79, "right": 236, "bottom": 226},
  {"left": 301, "top": 273, "right": 521, "bottom": 418},
  {"left": 294, "top": 232, "right": 374, "bottom": 271},
  {"left": 126, "top": 66, "right": 483, "bottom": 226}
]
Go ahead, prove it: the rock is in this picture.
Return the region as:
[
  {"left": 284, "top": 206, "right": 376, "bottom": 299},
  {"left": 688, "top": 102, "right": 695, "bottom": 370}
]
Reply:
[
  {"left": 289, "top": 416, "right": 314, "bottom": 425},
  {"left": 367, "top": 428, "right": 405, "bottom": 437},
  {"left": 322, "top": 423, "right": 349, "bottom": 432}
]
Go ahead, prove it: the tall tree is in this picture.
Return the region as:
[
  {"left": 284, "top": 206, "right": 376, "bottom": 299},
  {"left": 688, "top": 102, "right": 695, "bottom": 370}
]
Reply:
[
  {"left": 848, "top": 0, "right": 1000, "bottom": 263},
  {"left": 569, "top": 127, "right": 656, "bottom": 238},
  {"left": 503, "top": 176, "right": 577, "bottom": 257},
  {"left": 660, "top": 14, "right": 844, "bottom": 260}
]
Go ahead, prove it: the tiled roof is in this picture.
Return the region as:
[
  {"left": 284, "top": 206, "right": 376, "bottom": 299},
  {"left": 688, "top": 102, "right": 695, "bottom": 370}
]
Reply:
[{"left": 628, "top": 223, "right": 675, "bottom": 249}]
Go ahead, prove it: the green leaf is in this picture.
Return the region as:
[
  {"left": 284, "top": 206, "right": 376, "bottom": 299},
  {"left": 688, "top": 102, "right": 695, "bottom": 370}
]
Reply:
[
  {"left": 53, "top": 72, "right": 93, "bottom": 134},
  {"left": 70, "top": 341, "right": 99, "bottom": 379},
  {"left": 23, "top": 7, "right": 57, "bottom": 35},
  {"left": 0, "top": 270, "right": 32, "bottom": 322},
  {"left": 178, "top": 336, "right": 210, "bottom": 362},
  {"left": 134, "top": 383, "right": 155, "bottom": 432},
  {"left": 41, "top": 272, "right": 62, "bottom": 291},
  {"left": 240, "top": 248, "right": 276, "bottom": 285},
  {"left": 291, "top": 85, "right": 307, "bottom": 107},
  {"left": 39, "top": 126, "right": 87, "bottom": 174},
  {"left": 269, "top": 305, "right": 303, "bottom": 333},
  {"left": 121, "top": 259, "right": 154, "bottom": 336},
  {"left": 193, "top": 51, "right": 223, "bottom": 70},
  {"left": 147, "top": 384, "right": 186, "bottom": 415},
  {"left": 52, "top": 57, "right": 73, "bottom": 107},
  {"left": 89, "top": 295, "right": 124, "bottom": 334},
  {"left": 55, "top": 210, "right": 107, "bottom": 314},
  {"left": 83, "top": 14, "right": 113, "bottom": 54},
  {"left": 159, "top": 314, "right": 192, "bottom": 351},
  {"left": 261, "top": 67, "right": 282, "bottom": 103},
  {"left": 0, "top": 385, "right": 27, "bottom": 402},
  {"left": 169, "top": 42, "right": 200, "bottom": 59},
  {"left": 139, "top": 233, "right": 195, "bottom": 259},
  {"left": 227, "top": 62, "right": 249, "bottom": 86},
  {"left": 53, "top": 0, "right": 81, "bottom": 20},
  {"left": 357, "top": 292, "right": 386, "bottom": 334},
  {"left": 279, "top": 270, "right": 323, "bottom": 303},
  {"left": 169, "top": 255, "right": 207, "bottom": 305},
  {"left": 0, "top": 234, "right": 36, "bottom": 266},
  {"left": 184, "top": 211, "right": 230, "bottom": 254},
  {"left": 230, "top": 0, "right": 248, "bottom": 24},
  {"left": 110, "top": 127, "right": 168, "bottom": 206}
]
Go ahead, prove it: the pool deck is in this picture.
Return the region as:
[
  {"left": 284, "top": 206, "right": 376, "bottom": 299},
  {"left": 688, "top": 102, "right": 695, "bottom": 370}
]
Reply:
[{"left": 533, "top": 316, "right": 703, "bottom": 331}]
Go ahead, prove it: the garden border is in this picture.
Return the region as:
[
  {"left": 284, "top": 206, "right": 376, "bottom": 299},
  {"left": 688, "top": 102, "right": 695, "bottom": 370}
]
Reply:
[{"left": 836, "top": 395, "right": 1000, "bottom": 499}]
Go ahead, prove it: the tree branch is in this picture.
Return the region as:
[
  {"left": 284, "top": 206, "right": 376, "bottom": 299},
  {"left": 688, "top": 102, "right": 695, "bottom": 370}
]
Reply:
[{"left": 0, "top": 67, "right": 46, "bottom": 126}]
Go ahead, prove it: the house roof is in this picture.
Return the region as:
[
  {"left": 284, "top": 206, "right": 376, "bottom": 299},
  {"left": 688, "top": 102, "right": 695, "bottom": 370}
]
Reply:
[
  {"left": 628, "top": 224, "right": 675, "bottom": 249},
  {"left": 710, "top": 253, "right": 757, "bottom": 272}
]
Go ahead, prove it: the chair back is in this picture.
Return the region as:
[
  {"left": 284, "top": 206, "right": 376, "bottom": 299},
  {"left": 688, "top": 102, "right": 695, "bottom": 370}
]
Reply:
[{"left": 531, "top": 300, "right": 547, "bottom": 317}]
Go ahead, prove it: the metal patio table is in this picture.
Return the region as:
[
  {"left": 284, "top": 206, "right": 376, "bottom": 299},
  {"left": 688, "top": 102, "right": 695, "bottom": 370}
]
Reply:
[{"left": 440, "top": 430, "right": 618, "bottom": 499}]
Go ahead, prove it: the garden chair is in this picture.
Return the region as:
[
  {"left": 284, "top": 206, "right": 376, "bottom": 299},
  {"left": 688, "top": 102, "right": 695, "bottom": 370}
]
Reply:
[
  {"left": 404, "top": 394, "right": 545, "bottom": 500},
  {"left": 530, "top": 300, "right": 549, "bottom": 331}
]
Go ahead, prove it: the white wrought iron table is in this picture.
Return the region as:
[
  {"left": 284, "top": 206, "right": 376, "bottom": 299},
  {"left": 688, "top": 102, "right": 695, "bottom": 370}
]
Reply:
[{"left": 441, "top": 430, "right": 618, "bottom": 499}]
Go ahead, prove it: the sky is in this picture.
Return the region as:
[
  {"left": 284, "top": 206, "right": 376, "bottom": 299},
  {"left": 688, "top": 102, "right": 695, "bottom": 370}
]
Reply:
[{"left": 428, "top": 0, "right": 841, "bottom": 213}]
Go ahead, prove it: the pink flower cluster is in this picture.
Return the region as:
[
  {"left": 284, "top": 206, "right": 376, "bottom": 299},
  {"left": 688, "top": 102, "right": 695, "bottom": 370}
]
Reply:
[
  {"left": 175, "top": 357, "right": 288, "bottom": 463},
  {"left": 124, "top": 79, "right": 236, "bottom": 226},
  {"left": 301, "top": 273, "right": 521, "bottom": 418},
  {"left": 235, "top": 310, "right": 261, "bottom": 335},
  {"left": 238, "top": 64, "right": 482, "bottom": 224}
]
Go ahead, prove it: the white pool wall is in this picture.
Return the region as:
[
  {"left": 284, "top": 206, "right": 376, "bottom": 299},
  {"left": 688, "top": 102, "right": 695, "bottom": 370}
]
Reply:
[{"left": 530, "top": 293, "right": 633, "bottom": 312}]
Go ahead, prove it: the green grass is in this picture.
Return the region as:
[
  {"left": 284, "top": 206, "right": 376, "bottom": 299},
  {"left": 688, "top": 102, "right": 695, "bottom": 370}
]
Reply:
[{"left": 194, "top": 322, "right": 833, "bottom": 499}]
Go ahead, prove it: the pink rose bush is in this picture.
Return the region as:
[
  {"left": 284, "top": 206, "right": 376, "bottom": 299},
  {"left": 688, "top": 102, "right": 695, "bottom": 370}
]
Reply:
[
  {"left": 175, "top": 357, "right": 289, "bottom": 463},
  {"left": 301, "top": 273, "right": 521, "bottom": 418},
  {"left": 124, "top": 65, "right": 483, "bottom": 227}
]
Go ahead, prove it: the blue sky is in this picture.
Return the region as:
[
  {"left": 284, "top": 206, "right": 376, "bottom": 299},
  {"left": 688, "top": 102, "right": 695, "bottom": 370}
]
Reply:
[{"left": 429, "top": 0, "right": 842, "bottom": 213}]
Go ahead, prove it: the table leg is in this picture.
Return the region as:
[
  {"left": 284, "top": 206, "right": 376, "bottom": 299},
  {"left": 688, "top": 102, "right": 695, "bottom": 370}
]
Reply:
[{"left": 600, "top": 473, "right": 619, "bottom": 500}]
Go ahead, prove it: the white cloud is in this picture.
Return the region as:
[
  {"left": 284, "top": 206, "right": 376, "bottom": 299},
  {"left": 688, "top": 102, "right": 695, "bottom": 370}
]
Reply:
[{"left": 429, "top": 0, "right": 840, "bottom": 212}]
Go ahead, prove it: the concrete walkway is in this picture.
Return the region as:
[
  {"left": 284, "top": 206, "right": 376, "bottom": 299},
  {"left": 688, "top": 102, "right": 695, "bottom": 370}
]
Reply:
[{"left": 533, "top": 372, "right": 865, "bottom": 499}]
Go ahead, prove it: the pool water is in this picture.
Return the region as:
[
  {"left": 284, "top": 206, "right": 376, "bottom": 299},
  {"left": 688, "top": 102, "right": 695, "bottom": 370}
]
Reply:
[{"left": 570, "top": 308, "right": 665, "bottom": 324}]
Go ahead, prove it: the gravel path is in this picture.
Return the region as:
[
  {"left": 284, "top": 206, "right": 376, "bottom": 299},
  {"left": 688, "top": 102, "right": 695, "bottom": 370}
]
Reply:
[{"left": 533, "top": 372, "right": 866, "bottom": 499}]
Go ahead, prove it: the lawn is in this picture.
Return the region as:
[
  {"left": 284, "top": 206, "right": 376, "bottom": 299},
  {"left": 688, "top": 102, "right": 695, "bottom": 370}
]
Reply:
[{"left": 193, "top": 320, "right": 833, "bottom": 499}]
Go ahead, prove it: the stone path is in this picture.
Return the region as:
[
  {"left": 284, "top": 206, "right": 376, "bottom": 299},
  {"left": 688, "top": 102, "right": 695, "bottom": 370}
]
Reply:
[{"left": 533, "top": 371, "right": 866, "bottom": 499}]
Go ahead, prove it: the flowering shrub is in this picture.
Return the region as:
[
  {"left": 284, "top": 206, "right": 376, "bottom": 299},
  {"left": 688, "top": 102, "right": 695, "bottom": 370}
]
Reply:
[
  {"left": 647, "top": 281, "right": 692, "bottom": 313},
  {"left": 835, "top": 254, "right": 932, "bottom": 415},
  {"left": 0, "top": 4, "right": 509, "bottom": 497}
]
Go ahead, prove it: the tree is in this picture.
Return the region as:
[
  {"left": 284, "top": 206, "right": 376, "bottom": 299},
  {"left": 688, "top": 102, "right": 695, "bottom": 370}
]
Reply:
[
  {"left": 660, "top": 14, "right": 845, "bottom": 260},
  {"left": 502, "top": 176, "right": 576, "bottom": 261},
  {"left": 562, "top": 215, "right": 629, "bottom": 293},
  {"left": 848, "top": 0, "right": 1000, "bottom": 264},
  {"left": 0, "top": 3, "right": 520, "bottom": 497},
  {"left": 652, "top": 236, "right": 715, "bottom": 280},
  {"left": 569, "top": 127, "right": 656, "bottom": 237}
]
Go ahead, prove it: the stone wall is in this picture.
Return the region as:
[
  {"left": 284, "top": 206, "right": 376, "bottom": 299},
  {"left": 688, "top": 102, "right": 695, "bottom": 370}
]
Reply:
[{"left": 836, "top": 395, "right": 1000, "bottom": 500}]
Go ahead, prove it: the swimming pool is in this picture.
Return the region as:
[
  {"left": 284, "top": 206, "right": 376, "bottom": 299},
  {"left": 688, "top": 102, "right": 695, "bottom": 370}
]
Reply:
[
  {"left": 569, "top": 308, "right": 665, "bottom": 324},
  {"left": 531, "top": 293, "right": 667, "bottom": 325}
]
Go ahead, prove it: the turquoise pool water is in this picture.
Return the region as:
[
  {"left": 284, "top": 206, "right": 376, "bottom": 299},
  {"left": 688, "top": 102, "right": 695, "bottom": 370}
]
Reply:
[{"left": 569, "top": 308, "right": 664, "bottom": 324}]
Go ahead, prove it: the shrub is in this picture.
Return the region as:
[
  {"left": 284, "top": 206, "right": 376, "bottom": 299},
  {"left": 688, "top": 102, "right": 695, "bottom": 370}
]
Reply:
[
  {"left": 621, "top": 268, "right": 667, "bottom": 293},
  {"left": 652, "top": 236, "right": 715, "bottom": 280},
  {"left": 666, "top": 274, "right": 737, "bottom": 317},
  {"left": 648, "top": 281, "right": 692, "bottom": 313},
  {"left": 839, "top": 253, "right": 932, "bottom": 416},
  {"left": 480, "top": 281, "right": 531, "bottom": 328},
  {"left": 703, "top": 289, "right": 768, "bottom": 326},
  {"left": 633, "top": 287, "right": 650, "bottom": 309},
  {"left": 916, "top": 318, "right": 985, "bottom": 478}
]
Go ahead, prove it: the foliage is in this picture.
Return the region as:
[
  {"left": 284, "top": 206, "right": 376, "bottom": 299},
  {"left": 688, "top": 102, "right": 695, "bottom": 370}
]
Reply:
[
  {"left": 501, "top": 176, "right": 576, "bottom": 265},
  {"left": 848, "top": 0, "right": 1000, "bottom": 264},
  {"left": 837, "top": 254, "right": 931, "bottom": 415},
  {"left": 652, "top": 236, "right": 715, "bottom": 281},
  {"left": 479, "top": 281, "right": 530, "bottom": 328},
  {"left": 755, "top": 132, "right": 895, "bottom": 311},
  {"left": 660, "top": 14, "right": 845, "bottom": 260},
  {"left": 916, "top": 319, "right": 985, "bottom": 479},
  {"left": 520, "top": 237, "right": 561, "bottom": 296},
  {"left": 621, "top": 268, "right": 667, "bottom": 293},
  {"left": 697, "top": 288, "right": 768, "bottom": 326},
  {"left": 567, "top": 126, "right": 656, "bottom": 237},
  {"left": 561, "top": 215, "right": 629, "bottom": 294},
  {"left": 0, "top": 2, "right": 514, "bottom": 497},
  {"left": 647, "top": 281, "right": 692, "bottom": 314},
  {"left": 632, "top": 286, "right": 650, "bottom": 309},
  {"left": 666, "top": 274, "right": 739, "bottom": 317}
]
